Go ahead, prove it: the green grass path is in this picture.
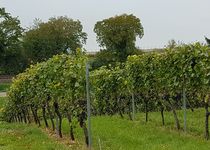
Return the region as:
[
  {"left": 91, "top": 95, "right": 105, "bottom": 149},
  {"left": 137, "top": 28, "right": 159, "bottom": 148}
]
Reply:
[
  {"left": 0, "top": 83, "right": 10, "bottom": 92},
  {"left": 0, "top": 122, "right": 70, "bottom": 150},
  {"left": 88, "top": 115, "right": 210, "bottom": 150},
  {"left": 1, "top": 95, "right": 210, "bottom": 150},
  {"left": 60, "top": 108, "right": 210, "bottom": 150},
  {"left": 0, "top": 97, "right": 70, "bottom": 150}
]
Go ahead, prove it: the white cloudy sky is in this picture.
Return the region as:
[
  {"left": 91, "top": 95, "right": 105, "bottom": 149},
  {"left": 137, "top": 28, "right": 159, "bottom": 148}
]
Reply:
[{"left": 1, "top": 0, "right": 210, "bottom": 51}]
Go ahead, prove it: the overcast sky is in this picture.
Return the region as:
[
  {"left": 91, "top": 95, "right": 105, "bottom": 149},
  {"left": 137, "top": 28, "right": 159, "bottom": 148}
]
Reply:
[{"left": 1, "top": 0, "right": 210, "bottom": 51}]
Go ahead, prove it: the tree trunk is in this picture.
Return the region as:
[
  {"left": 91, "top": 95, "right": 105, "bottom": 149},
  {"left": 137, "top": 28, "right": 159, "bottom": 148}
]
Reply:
[
  {"left": 145, "top": 100, "right": 148, "bottom": 122},
  {"left": 117, "top": 97, "right": 124, "bottom": 118},
  {"left": 17, "top": 115, "right": 21, "bottom": 122},
  {"left": 119, "top": 110, "right": 124, "bottom": 118},
  {"left": 54, "top": 101, "right": 62, "bottom": 138},
  {"left": 161, "top": 106, "right": 165, "bottom": 126},
  {"left": 127, "top": 100, "right": 132, "bottom": 120},
  {"left": 172, "top": 108, "right": 180, "bottom": 130},
  {"left": 83, "top": 123, "right": 89, "bottom": 147},
  {"left": 34, "top": 107, "right": 41, "bottom": 127},
  {"left": 46, "top": 100, "right": 55, "bottom": 131},
  {"left": 31, "top": 106, "right": 38, "bottom": 124},
  {"left": 19, "top": 115, "right": 22, "bottom": 122},
  {"left": 42, "top": 104, "right": 49, "bottom": 128},
  {"left": 66, "top": 111, "right": 75, "bottom": 141},
  {"left": 127, "top": 102, "right": 132, "bottom": 120},
  {"left": 166, "top": 99, "right": 180, "bottom": 130},
  {"left": 14, "top": 116, "right": 18, "bottom": 122},
  {"left": 26, "top": 108, "right": 31, "bottom": 124},
  {"left": 78, "top": 111, "right": 89, "bottom": 147},
  {"left": 80, "top": 121, "right": 89, "bottom": 146},
  {"left": 22, "top": 109, "right": 27, "bottom": 124},
  {"left": 205, "top": 102, "right": 209, "bottom": 140},
  {"left": 19, "top": 113, "right": 23, "bottom": 123}
]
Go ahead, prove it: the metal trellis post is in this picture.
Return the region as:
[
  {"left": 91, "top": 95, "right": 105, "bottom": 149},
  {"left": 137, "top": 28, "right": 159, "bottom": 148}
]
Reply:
[{"left": 86, "top": 62, "right": 92, "bottom": 149}]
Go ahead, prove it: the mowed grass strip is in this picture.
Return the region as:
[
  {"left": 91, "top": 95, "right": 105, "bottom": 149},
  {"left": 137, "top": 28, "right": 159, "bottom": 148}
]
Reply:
[
  {"left": 60, "top": 108, "right": 210, "bottom": 150},
  {"left": 0, "top": 97, "right": 7, "bottom": 117},
  {"left": 1, "top": 95, "right": 210, "bottom": 150},
  {"left": 0, "top": 97, "right": 6, "bottom": 109},
  {"left": 0, "top": 122, "right": 70, "bottom": 150},
  {"left": 0, "top": 97, "right": 70, "bottom": 150},
  {"left": 90, "top": 113, "right": 210, "bottom": 150},
  {"left": 0, "top": 83, "right": 11, "bottom": 92}
]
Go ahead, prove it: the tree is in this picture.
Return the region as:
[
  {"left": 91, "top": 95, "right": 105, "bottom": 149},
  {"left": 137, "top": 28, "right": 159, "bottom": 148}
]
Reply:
[
  {"left": 94, "top": 14, "right": 144, "bottom": 62},
  {"left": 0, "top": 7, "right": 25, "bottom": 74},
  {"left": 205, "top": 36, "right": 210, "bottom": 46},
  {"left": 90, "top": 48, "right": 143, "bottom": 70},
  {"left": 90, "top": 49, "right": 118, "bottom": 70},
  {"left": 23, "top": 16, "right": 87, "bottom": 63}
]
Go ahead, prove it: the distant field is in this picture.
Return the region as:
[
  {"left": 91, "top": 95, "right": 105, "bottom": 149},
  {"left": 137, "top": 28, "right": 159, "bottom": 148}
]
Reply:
[
  {"left": 1, "top": 96, "right": 210, "bottom": 150},
  {"left": 0, "top": 83, "right": 11, "bottom": 92}
]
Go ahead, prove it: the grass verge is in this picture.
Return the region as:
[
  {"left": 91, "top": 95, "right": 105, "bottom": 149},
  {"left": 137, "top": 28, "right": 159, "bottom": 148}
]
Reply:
[
  {"left": 0, "top": 83, "right": 11, "bottom": 92},
  {"left": 0, "top": 97, "right": 70, "bottom": 150},
  {"left": 59, "top": 109, "right": 210, "bottom": 150}
]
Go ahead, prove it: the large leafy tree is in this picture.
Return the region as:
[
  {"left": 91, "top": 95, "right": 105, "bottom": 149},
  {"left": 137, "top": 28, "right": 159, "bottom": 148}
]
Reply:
[
  {"left": 94, "top": 14, "right": 144, "bottom": 62},
  {"left": 90, "top": 49, "right": 118, "bottom": 70},
  {"left": 23, "top": 16, "right": 87, "bottom": 63},
  {"left": 0, "top": 7, "right": 25, "bottom": 74}
]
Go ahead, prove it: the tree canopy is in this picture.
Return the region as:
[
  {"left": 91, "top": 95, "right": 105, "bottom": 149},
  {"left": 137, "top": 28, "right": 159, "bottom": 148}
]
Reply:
[
  {"left": 94, "top": 14, "right": 144, "bottom": 62},
  {"left": 23, "top": 16, "right": 87, "bottom": 63},
  {"left": 0, "top": 7, "right": 25, "bottom": 74}
]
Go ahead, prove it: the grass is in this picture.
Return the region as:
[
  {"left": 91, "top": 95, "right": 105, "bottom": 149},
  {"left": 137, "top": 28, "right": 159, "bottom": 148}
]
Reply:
[
  {"left": 0, "top": 97, "right": 7, "bottom": 117},
  {"left": 1, "top": 95, "right": 210, "bottom": 149},
  {"left": 0, "top": 97, "right": 70, "bottom": 150},
  {"left": 0, "top": 122, "right": 70, "bottom": 150},
  {"left": 143, "top": 108, "right": 206, "bottom": 136},
  {"left": 0, "top": 83, "right": 11, "bottom": 92},
  {"left": 59, "top": 109, "right": 210, "bottom": 150},
  {"left": 0, "top": 97, "right": 6, "bottom": 108}
]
